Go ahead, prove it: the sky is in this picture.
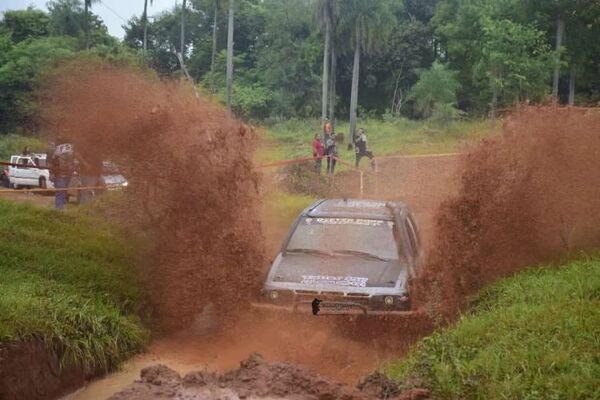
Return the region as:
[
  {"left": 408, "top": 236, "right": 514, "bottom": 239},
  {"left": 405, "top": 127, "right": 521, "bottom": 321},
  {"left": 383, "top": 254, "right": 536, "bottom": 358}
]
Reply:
[{"left": 0, "top": 0, "right": 178, "bottom": 38}]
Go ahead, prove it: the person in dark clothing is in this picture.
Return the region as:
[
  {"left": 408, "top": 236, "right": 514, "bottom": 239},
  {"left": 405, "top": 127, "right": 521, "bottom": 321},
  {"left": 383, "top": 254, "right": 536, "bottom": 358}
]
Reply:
[
  {"left": 354, "top": 128, "right": 375, "bottom": 169},
  {"left": 325, "top": 132, "right": 337, "bottom": 175},
  {"left": 22, "top": 146, "right": 31, "bottom": 156},
  {"left": 49, "top": 137, "right": 74, "bottom": 210},
  {"left": 78, "top": 151, "right": 103, "bottom": 204},
  {"left": 312, "top": 134, "right": 324, "bottom": 174}
]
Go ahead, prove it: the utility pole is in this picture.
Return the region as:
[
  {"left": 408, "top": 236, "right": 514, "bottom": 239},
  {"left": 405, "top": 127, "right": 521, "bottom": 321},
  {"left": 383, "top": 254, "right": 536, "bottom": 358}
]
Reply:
[{"left": 226, "top": 0, "right": 235, "bottom": 111}]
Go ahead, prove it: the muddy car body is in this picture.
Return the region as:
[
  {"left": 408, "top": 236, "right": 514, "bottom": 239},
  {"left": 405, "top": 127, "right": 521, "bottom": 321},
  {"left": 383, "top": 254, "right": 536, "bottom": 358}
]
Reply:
[{"left": 258, "top": 199, "right": 422, "bottom": 315}]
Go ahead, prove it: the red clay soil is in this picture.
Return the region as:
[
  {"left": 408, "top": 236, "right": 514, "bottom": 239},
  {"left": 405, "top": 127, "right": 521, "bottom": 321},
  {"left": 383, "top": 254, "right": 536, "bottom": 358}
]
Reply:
[
  {"left": 40, "top": 62, "right": 266, "bottom": 332},
  {"left": 108, "top": 353, "right": 431, "bottom": 400},
  {"left": 415, "top": 106, "right": 600, "bottom": 317},
  {"left": 0, "top": 340, "right": 98, "bottom": 400}
]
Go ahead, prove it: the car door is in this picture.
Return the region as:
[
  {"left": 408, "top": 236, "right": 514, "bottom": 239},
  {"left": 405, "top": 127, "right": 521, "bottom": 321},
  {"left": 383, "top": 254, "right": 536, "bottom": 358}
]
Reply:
[{"left": 12, "top": 157, "right": 35, "bottom": 186}]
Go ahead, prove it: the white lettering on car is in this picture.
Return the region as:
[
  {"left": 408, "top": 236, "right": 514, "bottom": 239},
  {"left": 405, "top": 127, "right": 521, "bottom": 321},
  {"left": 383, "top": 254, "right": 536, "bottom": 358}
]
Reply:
[{"left": 301, "top": 275, "right": 368, "bottom": 287}]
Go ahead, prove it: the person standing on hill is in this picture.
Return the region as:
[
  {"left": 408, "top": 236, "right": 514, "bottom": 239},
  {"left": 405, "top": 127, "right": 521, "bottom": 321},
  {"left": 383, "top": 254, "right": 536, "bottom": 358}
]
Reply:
[
  {"left": 49, "top": 136, "right": 74, "bottom": 210},
  {"left": 312, "top": 133, "right": 324, "bottom": 174},
  {"left": 325, "top": 130, "right": 337, "bottom": 175},
  {"left": 354, "top": 128, "right": 375, "bottom": 169},
  {"left": 78, "top": 150, "right": 103, "bottom": 205}
]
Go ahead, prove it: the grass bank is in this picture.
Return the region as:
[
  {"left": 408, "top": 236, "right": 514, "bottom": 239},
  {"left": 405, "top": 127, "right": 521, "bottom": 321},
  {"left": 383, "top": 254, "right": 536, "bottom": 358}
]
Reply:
[
  {"left": 0, "top": 199, "right": 148, "bottom": 372},
  {"left": 0, "top": 134, "right": 47, "bottom": 160},
  {"left": 257, "top": 118, "right": 498, "bottom": 164},
  {"left": 385, "top": 256, "right": 600, "bottom": 399}
]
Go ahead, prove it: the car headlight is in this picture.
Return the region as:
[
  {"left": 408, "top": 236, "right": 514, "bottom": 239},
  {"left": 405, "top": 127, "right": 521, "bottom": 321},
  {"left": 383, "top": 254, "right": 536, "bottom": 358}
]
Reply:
[
  {"left": 269, "top": 290, "right": 279, "bottom": 300},
  {"left": 384, "top": 296, "right": 394, "bottom": 305}
]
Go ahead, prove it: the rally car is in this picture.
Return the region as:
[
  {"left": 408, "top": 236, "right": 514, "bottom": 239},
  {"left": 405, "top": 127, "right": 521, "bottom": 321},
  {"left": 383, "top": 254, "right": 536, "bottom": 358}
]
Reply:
[{"left": 257, "top": 199, "right": 422, "bottom": 315}]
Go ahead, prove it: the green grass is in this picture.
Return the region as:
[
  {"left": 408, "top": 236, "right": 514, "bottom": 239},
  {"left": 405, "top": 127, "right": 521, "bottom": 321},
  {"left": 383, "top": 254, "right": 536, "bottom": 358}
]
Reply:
[
  {"left": 0, "top": 200, "right": 148, "bottom": 372},
  {"left": 258, "top": 117, "right": 498, "bottom": 165},
  {"left": 385, "top": 256, "right": 600, "bottom": 400},
  {"left": 0, "top": 134, "right": 47, "bottom": 161}
]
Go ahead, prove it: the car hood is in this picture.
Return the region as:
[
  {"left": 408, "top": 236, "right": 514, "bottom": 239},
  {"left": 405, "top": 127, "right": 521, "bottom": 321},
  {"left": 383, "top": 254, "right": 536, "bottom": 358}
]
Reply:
[
  {"left": 269, "top": 253, "right": 407, "bottom": 289},
  {"left": 102, "top": 174, "right": 127, "bottom": 186}
]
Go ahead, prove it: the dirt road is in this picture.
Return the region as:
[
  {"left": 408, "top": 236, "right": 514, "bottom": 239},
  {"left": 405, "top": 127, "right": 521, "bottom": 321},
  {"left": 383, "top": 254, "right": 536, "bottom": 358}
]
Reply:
[{"left": 62, "top": 153, "right": 461, "bottom": 400}]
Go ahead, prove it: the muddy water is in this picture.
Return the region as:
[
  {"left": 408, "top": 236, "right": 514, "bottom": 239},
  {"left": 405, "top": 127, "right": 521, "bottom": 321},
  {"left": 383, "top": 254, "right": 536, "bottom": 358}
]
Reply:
[{"left": 64, "top": 314, "right": 401, "bottom": 400}]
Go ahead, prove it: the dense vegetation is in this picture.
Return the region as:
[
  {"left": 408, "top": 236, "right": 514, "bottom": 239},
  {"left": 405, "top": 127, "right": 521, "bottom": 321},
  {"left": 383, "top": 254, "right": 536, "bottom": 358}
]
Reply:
[
  {"left": 0, "top": 200, "right": 148, "bottom": 370},
  {"left": 1, "top": 0, "right": 599, "bottom": 136},
  {"left": 385, "top": 256, "right": 600, "bottom": 399}
]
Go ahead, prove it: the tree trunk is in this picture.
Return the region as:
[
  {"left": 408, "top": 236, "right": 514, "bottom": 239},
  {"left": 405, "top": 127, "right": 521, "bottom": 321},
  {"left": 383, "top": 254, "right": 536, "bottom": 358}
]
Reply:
[
  {"left": 321, "top": 2, "right": 331, "bottom": 123},
  {"left": 348, "top": 22, "right": 360, "bottom": 145},
  {"left": 552, "top": 16, "right": 565, "bottom": 104},
  {"left": 84, "top": 1, "right": 90, "bottom": 49},
  {"left": 491, "top": 84, "right": 498, "bottom": 122},
  {"left": 329, "top": 44, "right": 337, "bottom": 134},
  {"left": 211, "top": 0, "right": 219, "bottom": 76},
  {"left": 568, "top": 65, "right": 575, "bottom": 106},
  {"left": 142, "top": 0, "right": 148, "bottom": 52},
  {"left": 180, "top": 0, "right": 186, "bottom": 64},
  {"left": 226, "top": 0, "right": 235, "bottom": 111}
]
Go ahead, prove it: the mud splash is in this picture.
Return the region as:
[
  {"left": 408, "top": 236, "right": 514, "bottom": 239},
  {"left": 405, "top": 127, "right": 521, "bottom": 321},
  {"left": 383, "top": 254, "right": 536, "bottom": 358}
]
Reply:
[
  {"left": 107, "top": 353, "right": 431, "bottom": 400},
  {"left": 41, "top": 62, "right": 265, "bottom": 331},
  {"left": 416, "top": 106, "right": 600, "bottom": 316}
]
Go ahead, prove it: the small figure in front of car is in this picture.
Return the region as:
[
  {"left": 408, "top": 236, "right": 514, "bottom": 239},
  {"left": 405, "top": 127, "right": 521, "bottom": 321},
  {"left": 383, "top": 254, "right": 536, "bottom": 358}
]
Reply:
[
  {"left": 49, "top": 136, "right": 74, "bottom": 210},
  {"left": 312, "top": 134, "right": 324, "bottom": 174},
  {"left": 354, "top": 128, "right": 375, "bottom": 170},
  {"left": 311, "top": 298, "right": 322, "bottom": 315}
]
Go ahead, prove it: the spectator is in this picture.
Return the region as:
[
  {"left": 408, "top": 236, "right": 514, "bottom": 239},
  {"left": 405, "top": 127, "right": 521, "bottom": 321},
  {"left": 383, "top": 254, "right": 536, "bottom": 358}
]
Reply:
[
  {"left": 22, "top": 146, "right": 31, "bottom": 156},
  {"left": 325, "top": 131, "right": 337, "bottom": 175},
  {"left": 49, "top": 136, "right": 74, "bottom": 210},
  {"left": 312, "top": 134, "right": 324, "bottom": 174},
  {"left": 354, "top": 128, "right": 375, "bottom": 169},
  {"left": 78, "top": 151, "right": 103, "bottom": 205}
]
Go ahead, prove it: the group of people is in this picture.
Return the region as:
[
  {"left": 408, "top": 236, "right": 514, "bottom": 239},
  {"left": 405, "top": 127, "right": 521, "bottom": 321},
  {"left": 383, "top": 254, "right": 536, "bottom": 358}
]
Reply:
[
  {"left": 311, "top": 120, "right": 375, "bottom": 175},
  {"left": 48, "top": 137, "right": 103, "bottom": 210}
]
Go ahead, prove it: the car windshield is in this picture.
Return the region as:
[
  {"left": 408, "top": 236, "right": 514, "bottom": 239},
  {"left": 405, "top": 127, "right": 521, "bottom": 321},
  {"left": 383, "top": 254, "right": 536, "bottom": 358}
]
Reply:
[{"left": 286, "top": 217, "right": 399, "bottom": 261}]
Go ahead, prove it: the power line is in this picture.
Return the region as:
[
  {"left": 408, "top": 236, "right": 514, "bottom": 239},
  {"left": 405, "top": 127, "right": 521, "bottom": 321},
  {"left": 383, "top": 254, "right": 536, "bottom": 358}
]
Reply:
[{"left": 98, "top": 0, "right": 128, "bottom": 23}]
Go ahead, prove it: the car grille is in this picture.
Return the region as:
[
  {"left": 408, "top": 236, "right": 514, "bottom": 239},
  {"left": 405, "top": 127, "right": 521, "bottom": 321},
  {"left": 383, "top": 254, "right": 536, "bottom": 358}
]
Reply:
[{"left": 295, "top": 291, "right": 371, "bottom": 306}]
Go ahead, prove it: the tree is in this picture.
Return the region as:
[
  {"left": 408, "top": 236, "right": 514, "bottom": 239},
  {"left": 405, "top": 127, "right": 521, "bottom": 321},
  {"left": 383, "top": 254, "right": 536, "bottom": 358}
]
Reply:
[
  {"left": 211, "top": 0, "right": 220, "bottom": 77},
  {"left": 475, "top": 17, "right": 550, "bottom": 117},
  {"left": 226, "top": 0, "right": 235, "bottom": 111},
  {"left": 142, "top": 0, "right": 153, "bottom": 52},
  {"left": 0, "top": 8, "right": 50, "bottom": 44},
  {"left": 180, "top": 0, "right": 187, "bottom": 62},
  {"left": 314, "top": 0, "right": 335, "bottom": 123},
  {"left": 84, "top": 0, "right": 100, "bottom": 49},
  {"left": 409, "top": 61, "right": 461, "bottom": 122},
  {"left": 341, "top": 0, "right": 394, "bottom": 144}
]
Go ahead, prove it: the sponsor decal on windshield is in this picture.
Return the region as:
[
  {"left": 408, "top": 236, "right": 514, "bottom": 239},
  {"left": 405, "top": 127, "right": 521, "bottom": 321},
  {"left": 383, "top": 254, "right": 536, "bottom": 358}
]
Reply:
[
  {"left": 310, "top": 218, "right": 390, "bottom": 227},
  {"left": 301, "top": 275, "right": 368, "bottom": 287}
]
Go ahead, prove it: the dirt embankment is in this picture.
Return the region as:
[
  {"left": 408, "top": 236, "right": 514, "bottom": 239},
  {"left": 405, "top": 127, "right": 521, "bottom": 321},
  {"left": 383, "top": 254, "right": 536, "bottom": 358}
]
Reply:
[
  {"left": 108, "top": 353, "right": 431, "bottom": 400},
  {"left": 41, "top": 62, "right": 266, "bottom": 332},
  {"left": 415, "top": 106, "right": 600, "bottom": 316},
  {"left": 0, "top": 340, "right": 100, "bottom": 400}
]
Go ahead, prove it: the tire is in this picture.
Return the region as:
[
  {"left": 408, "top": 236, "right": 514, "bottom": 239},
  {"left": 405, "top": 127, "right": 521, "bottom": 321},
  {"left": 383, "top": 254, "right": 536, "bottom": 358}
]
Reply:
[{"left": 39, "top": 176, "right": 47, "bottom": 189}]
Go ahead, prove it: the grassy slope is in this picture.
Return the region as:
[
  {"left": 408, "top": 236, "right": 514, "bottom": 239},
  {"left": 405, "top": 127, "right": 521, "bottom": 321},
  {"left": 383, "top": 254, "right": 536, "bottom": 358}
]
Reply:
[
  {"left": 257, "top": 118, "right": 498, "bottom": 165},
  {"left": 0, "top": 134, "right": 47, "bottom": 160},
  {"left": 0, "top": 200, "right": 148, "bottom": 371},
  {"left": 385, "top": 256, "right": 600, "bottom": 400}
]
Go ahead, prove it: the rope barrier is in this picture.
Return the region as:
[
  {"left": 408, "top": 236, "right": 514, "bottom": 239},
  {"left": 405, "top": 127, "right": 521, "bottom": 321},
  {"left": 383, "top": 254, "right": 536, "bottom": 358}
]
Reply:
[{"left": 0, "top": 185, "right": 122, "bottom": 194}]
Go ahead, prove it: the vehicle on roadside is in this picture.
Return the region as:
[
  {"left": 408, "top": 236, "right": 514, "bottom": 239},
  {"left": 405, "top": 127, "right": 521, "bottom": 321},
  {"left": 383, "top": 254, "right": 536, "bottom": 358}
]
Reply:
[
  {"left": 67, "top": 161, "right": 128, "bottom": 203},
  {"left": 256, "top": 199, "right": 422, "bottom": 315},
  {"left": 7, "top": 154, "right": 52, "bottom": 190}
]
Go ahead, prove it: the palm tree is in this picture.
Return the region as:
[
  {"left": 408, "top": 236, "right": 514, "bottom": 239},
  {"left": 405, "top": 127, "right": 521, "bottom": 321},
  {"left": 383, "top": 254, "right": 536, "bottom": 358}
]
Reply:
[
  {"left": 211, "top": 0, "right": 220, "bottom": 76},
  {"left": 181, "top": 0, "right": 187, "bottom": 63},
  {"left": 341, "top": 0, "right": 393, "bottom": 145},
  {"left": 142, "top": 0, "right": 153, "bottom": 52},
  {"left": 226, "top": 0, "right": 234, "bottom": 111},
  {"left": 84, "top": 0, "right": 99, "bottom": 49}
]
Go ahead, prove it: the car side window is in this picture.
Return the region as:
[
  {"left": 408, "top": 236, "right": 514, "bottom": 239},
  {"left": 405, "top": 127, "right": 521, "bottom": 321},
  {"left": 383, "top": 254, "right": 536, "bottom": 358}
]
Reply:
[
  {"left": 16, "top": 158, "right": 28, "bottom": 169},
  {"left": 405, "top": 215, "right": 419, "bottom": 258}
]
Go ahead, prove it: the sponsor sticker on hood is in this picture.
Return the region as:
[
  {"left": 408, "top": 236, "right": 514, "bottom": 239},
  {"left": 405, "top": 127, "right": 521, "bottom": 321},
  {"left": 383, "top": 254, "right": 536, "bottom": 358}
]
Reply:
[{"left": 301, "top": 275, "right": 368, "bottom": 287}]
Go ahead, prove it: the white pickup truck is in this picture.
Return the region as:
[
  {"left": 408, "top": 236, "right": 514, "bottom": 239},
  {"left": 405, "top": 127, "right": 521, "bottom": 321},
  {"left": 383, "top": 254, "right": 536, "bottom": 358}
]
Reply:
[{"left": 7, "top": 154, "right": 53, "bottom": 189}]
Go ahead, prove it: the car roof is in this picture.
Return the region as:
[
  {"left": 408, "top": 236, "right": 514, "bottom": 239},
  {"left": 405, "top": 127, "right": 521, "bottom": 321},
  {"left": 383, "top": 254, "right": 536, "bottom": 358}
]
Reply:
[{"left": 304, "top": 199, "right": 406, "bottom": 221}]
